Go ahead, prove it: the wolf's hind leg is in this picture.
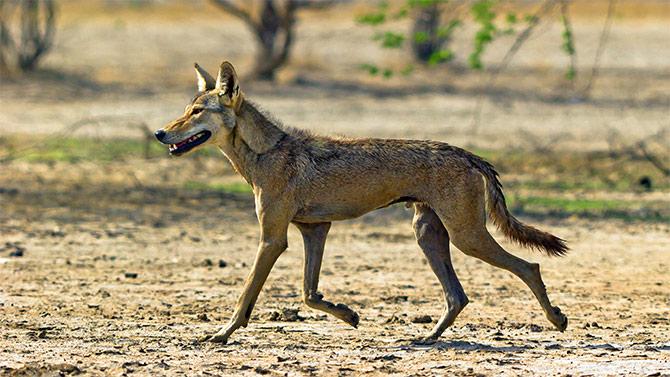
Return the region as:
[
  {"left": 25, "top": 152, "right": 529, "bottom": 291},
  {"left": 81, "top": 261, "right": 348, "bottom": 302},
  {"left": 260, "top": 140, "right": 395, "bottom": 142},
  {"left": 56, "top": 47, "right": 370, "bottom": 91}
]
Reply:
[
  {"left": 451, "top": 227, "right": 568, "bottom": 331},
  {"left": 295, "top": 222, "right": 360, "bottom": 328},
  {"left": 412, "top": 203, "right": 468, "bottom": 342},
  {"left": 438, "top": 191, "right": 568, "bottom": 331}
]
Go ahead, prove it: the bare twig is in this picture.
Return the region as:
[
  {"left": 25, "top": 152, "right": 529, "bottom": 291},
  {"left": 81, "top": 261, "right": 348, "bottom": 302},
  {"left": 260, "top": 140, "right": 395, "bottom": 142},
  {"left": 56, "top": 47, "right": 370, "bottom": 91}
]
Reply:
[
  {"left": 0, "top": 116, "right": 148, "bottom": 163},
  {"left": 581, "top": 0, "right": 616, "bottom": 97},
  {"left": 209, "top": 0, "right": 258, "bottom": 29},
  {"left": 470, "top": 0, "right": 558, "bottom": 133},
  {"left": 605, "top": 127, "right": 670, "bottom": 179},
  {"left": 637, "top": 142, "right": 670, "bottom": 177}
]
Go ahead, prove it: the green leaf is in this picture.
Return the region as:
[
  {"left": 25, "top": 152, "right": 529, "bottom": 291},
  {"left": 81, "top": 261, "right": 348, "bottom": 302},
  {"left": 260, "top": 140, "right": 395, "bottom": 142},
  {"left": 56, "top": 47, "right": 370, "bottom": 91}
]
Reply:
[
  {"left": 436, "top": 19, "right": 462, "bottom": 38},
  {"left": 393, "top": 8, "right": 409, "bottom": 19},
  {"left": 357, "top": 12, "right": 386, "bottom": 25},
  {"left": 382, "top": 68, "right": 394, "bottom": 78},
  {"left": 407, "top": 0, "right": 447, "bottom": 8},
  {"left": 360, "top": 63, "right": 379, "bottom": 75},
  {"left": 469, "top": 0, "right": 497, "bottom": 71},
  {"left": 428, "top": 49, "right": 454, "bottom": 65},
  {"left": 414, "top": 31, "right": 429, "bottom": 43},
  {"left": 468, "top": 53, "right": 483, "bottom": 70},
  {"left": 374, "top": 31, "right": 405, "bottom": 49}
]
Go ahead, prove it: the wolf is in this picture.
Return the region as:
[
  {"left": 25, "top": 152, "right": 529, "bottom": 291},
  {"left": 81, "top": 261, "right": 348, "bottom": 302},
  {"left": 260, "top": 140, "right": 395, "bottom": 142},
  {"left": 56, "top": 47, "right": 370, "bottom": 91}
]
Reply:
[{"left": 154, "top": 61, "right": 569, "bottom": 344}]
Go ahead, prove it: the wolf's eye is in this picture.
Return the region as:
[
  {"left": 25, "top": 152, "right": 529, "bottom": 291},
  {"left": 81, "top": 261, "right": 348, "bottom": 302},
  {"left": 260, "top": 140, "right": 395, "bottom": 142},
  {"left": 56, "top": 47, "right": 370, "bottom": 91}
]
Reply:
[{"left": 191, "top": 107, "right": 204, "bottom": 115}]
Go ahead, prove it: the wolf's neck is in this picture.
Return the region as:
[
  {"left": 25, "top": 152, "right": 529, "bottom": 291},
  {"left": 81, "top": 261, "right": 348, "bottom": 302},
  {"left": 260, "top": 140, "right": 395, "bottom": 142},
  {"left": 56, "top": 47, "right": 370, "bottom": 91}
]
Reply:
[{"left": 219, "top": 100, "right": 286, "bottom": 185}]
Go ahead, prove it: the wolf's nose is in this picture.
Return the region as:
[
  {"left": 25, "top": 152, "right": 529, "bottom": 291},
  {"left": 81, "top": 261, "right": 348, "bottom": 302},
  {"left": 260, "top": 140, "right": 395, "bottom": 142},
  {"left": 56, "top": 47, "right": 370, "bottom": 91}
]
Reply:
[{"left": 154, "top": 129, "right": 166, "bottom": 141}]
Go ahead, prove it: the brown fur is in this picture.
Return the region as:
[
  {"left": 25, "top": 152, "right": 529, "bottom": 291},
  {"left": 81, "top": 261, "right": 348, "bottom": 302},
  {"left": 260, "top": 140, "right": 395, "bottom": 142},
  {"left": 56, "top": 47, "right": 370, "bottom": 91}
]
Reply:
[{"left": 154, "top": 61, "right": 570, "bottom": 344}]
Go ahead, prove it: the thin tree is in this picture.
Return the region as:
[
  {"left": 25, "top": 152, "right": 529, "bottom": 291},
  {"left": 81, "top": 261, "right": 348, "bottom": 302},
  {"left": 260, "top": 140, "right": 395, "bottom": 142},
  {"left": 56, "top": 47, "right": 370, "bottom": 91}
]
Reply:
[
  {"left": 0, "top": 0, "right": 56, "bottom": 75},
  {"left": 210, "top": 0, "right": 340, "bottom": 81}
]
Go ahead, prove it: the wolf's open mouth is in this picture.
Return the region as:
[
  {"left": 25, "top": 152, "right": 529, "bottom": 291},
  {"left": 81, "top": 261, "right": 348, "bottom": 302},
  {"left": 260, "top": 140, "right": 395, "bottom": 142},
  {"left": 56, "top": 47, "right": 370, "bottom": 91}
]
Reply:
[{"left": 169, "top": 130, "right": 212, "bottom": 156}]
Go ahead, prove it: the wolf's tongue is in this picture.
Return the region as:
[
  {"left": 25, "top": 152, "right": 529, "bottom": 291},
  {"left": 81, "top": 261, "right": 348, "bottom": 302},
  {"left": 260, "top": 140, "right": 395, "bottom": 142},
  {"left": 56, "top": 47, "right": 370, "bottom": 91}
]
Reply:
[{"left": 175, "top": 139, "right": 189, "bottom": 147}]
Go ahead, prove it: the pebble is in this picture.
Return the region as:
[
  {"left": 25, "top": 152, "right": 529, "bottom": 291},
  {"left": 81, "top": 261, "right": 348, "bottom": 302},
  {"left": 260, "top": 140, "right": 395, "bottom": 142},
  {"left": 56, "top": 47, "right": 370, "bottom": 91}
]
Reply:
[
  {"left": 9, "top": 247, "right": 24, "bottom": 257},
  {"left": 411, "top": 315, "right": 433, "bottom": 324}
]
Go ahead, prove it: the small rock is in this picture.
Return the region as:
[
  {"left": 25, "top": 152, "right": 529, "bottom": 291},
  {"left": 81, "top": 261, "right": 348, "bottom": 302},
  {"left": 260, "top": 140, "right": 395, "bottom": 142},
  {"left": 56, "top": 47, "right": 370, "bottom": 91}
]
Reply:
[
  {"left": 528, "top": 324, "right": 543, "bottom": 332},
  {"left": 37, "top": 330, "right": 48, "bottom": 339},
  {"left": 281, "top": 308, "right": 305, "bottom": 322},
  {"left": 197, "top": 313, "right": 210, "bottom": 322},
  {"left": 87, "top": 303, "right": 101, "bottom": 309},
  {"left": 105, "top": 229, "right": 124, "bottom": 238},
  {"left": 384, "top": 314, "right": 406, "bottom": 324},
  {"left": 201, "top": 259, "right": 213, "bottom": 267},
  {"left": 9, "top": 247, "right": 24, "bottom": 257},
  {"left": 48, "top": 228, "right": 66, "bottom": 237},
  {"left": 190, "top": 236, "right": 201, "bottom": 242},
  {"left": 545, "top": 343, "right": 561, "bottom": 350},
  {"left": 218, "top": 259, "right": 228, "bottom": 268},
  {"left": 412, "top": 315, "right": 433, "bottom": 324},
  {"left": 264, "top": 311, "right": 281, "bottom": 321},
  {"left": 375, "top": 354, "right": 401, "bottom": 361},
  {"left": 124, "top": 272, "right": 138, "bottom": 279}
]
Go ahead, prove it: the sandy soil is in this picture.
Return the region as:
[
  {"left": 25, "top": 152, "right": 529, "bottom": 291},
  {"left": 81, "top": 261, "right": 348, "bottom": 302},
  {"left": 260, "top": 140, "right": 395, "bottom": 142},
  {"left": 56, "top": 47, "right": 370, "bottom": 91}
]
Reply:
[{"left": 1, "top": 158, "right": 669, "bottom": 376}]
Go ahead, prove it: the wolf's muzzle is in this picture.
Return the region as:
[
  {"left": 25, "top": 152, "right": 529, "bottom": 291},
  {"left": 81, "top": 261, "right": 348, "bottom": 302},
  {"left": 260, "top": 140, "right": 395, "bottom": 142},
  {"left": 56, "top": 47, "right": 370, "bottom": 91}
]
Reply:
[{"left": 154, "top": 129, "right": 167, "bottom": 142}]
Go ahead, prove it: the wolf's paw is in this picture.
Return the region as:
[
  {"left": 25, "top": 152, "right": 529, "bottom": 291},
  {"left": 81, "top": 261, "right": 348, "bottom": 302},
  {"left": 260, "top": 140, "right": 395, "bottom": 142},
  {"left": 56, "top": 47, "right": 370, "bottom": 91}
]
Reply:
[
  {"left": 335, "top": 304, "right": 360, "bottom": 328},
  {"left": 199, "top": 331, "right": 229, "bottom": 344},
  {"left": 548, "top": 306, "right": 568, "bottom": 332},
  {"left": 412, "top": 335, "right": 438, "bottom": 346}
]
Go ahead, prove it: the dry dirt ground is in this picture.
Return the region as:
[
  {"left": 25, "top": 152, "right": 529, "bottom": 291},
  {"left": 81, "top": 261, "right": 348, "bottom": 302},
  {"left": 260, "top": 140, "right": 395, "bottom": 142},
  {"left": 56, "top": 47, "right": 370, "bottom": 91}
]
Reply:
[
  {"left": 1, "top": 158, "right": 669, "bottom": 377},
  {"left": 1, "top": 1, "right": 669, "bottom": 376}
]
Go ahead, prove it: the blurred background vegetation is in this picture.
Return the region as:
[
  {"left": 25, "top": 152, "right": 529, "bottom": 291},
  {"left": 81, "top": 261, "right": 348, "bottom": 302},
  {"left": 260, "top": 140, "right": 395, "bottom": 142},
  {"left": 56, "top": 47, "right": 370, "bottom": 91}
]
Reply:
[{"left": 0, "top": 0, "right": 668, "bottom": 223}]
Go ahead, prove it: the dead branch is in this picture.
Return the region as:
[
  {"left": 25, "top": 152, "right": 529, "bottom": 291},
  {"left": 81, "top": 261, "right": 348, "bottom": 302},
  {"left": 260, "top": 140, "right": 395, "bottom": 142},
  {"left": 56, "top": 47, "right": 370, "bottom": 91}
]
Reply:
[
  {"left": 0, "top": 116, "right": 149, "bottom": 163},
  {"left": 210, "top": 0, "right": 342, "bottom": 81},
  {"left": 209, "top": 0, "right": 257, "bottom": 29},
  {"left": 637, "top": 142, "right": 670, "bottom": 177},
  {"left": 581, "top": 0, "right": 616, "bottom": 97},
  {"left": 470, "top": 0, "right": 558, "bottom": 133}
]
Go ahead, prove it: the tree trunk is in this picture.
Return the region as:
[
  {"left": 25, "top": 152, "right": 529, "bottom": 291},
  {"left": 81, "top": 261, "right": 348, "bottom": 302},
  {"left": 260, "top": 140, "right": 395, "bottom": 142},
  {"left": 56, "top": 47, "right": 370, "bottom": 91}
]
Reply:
[
  {"left": 411, "top": 4, "right": 445, "bottom": 63},
  {"left": 251, "top": 0, "right": 295, "bottom": 81},
  {"left": 0, "top": 0, "right": 55, "bottom": 75}
]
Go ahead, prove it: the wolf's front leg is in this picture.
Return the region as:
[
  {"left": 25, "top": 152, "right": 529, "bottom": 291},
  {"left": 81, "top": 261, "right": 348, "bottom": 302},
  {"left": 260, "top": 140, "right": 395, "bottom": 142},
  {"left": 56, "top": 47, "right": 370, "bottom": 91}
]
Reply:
[{"left": 203, "top": 226, "right": 289, "bottom": 344}]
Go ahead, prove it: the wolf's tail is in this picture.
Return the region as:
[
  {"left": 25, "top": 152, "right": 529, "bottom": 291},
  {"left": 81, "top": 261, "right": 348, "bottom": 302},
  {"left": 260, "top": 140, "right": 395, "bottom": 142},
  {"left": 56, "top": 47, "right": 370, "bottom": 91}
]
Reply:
[{"left": 464, "top": 151, "right": 568, "bottom": 257}]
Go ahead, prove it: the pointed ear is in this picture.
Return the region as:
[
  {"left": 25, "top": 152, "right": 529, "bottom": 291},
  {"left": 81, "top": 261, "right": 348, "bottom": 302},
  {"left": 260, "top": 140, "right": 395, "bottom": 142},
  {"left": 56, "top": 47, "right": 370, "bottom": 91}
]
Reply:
[
  {"left": 194, "top": 63, "right": 216, "bottom": 92},
  {"left": 215, "top": 61, "right": 239, "bottom": 96},
  {"left": 216, "top": 61, "right": 242, "bottom": 112}
]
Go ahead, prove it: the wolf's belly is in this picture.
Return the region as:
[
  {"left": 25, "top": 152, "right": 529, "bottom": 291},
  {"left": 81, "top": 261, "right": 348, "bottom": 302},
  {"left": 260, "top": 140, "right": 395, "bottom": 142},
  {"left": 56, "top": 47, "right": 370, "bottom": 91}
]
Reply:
[{"left": 292, "top": 194, "right": 417, "bottom": 223}]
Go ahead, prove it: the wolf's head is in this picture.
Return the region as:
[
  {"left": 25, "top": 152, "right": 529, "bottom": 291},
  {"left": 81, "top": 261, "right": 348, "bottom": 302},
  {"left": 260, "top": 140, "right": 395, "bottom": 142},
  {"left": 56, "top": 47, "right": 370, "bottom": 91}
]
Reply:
[{"left": 154, "top": 61, "right": 243, "bottom": 156}]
